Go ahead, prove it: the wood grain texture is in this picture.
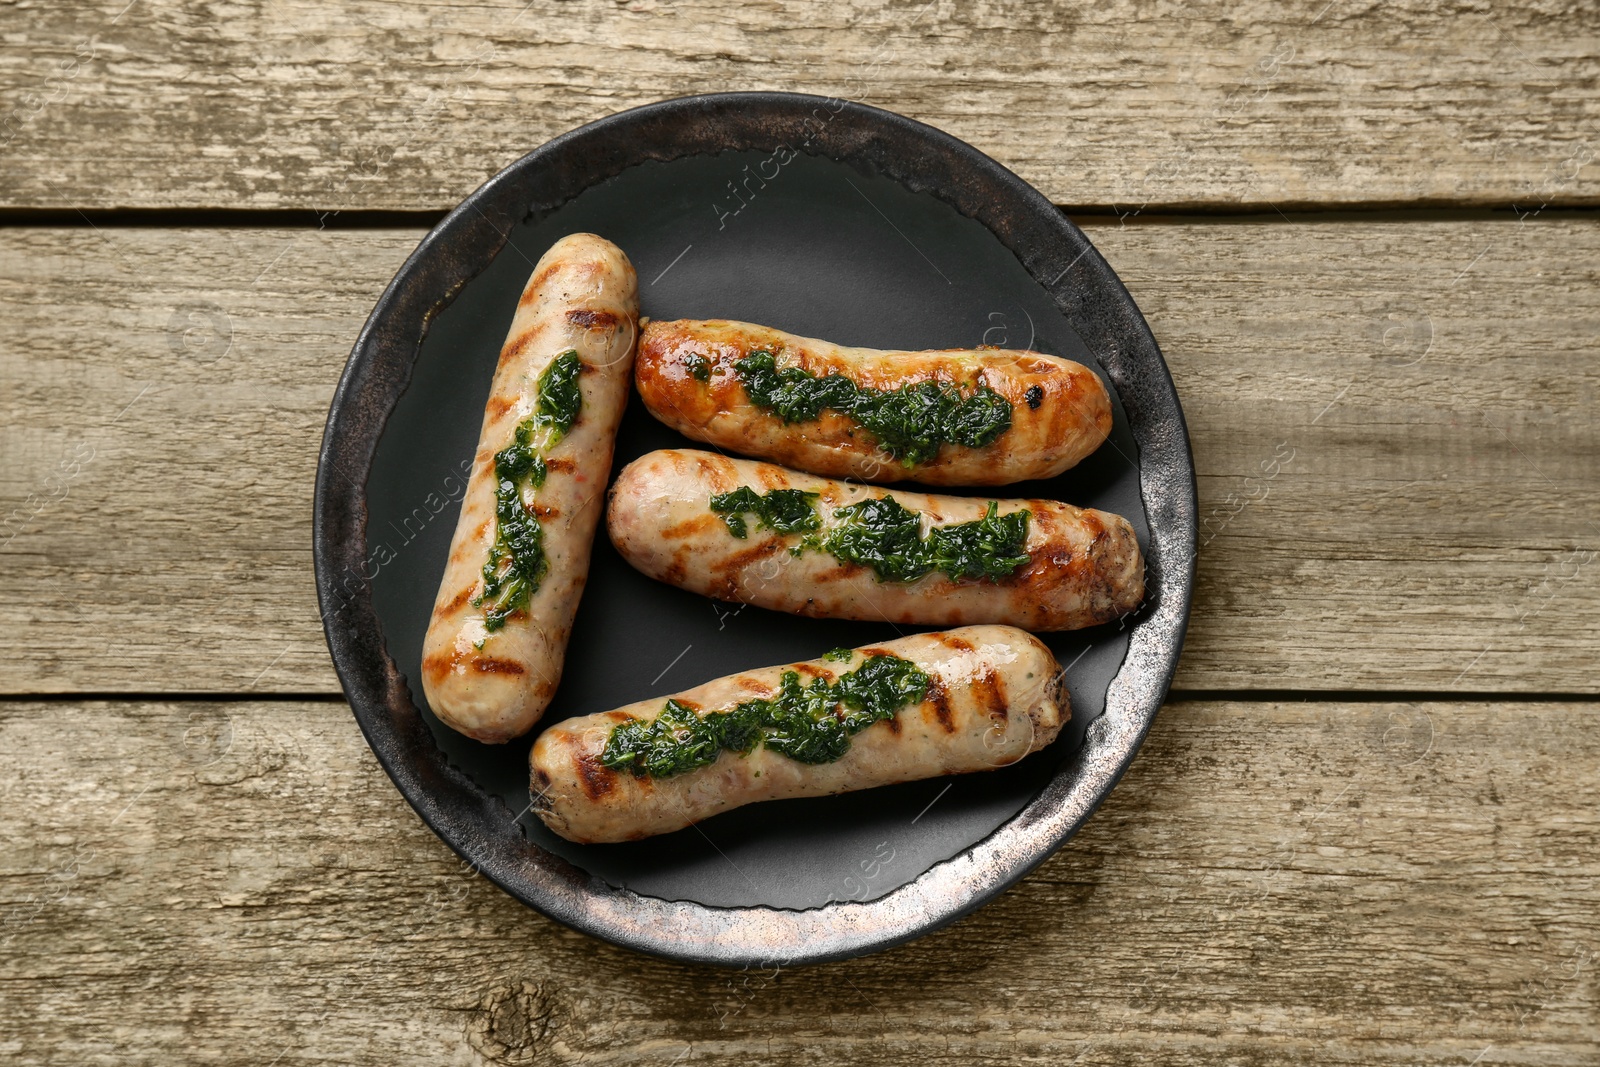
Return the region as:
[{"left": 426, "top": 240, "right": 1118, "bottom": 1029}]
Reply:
[
  {"left": 0, "top": 697, "right": 1594, "bottom": 1064},
  {"left": 0, "top": 0, "right": 1596, "bottom": 211},
  {"left": 1, "top": 218, "right": 1597, "bottom": 693}
]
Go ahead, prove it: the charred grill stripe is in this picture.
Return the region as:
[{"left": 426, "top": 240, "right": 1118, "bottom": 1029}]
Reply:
[
  {"left": 937, "top": 633, "right": 976, "bottom": 653},
  {"left": 973, "top": 666, "right": 1009, "bottom": 721},
  {"left": 925, "top": 677, "right": 956, "bottom": 733},
  {"left": 566, "top": 308, "right": 618, "bottom": 329},
  {"left": 715, "top": 538, "right": 784, "bottom": 576},
  {"left": 576, "top": 755, "right": 617, "bottom": 800},
  {"left": 660, "top": 514, "right": 721, "bottom": 540},
  {"left": 662, "top": 547, "right": 690, "bottom": 586},
  {"left": 754, "top": 465, "right": 787, "bottom": 490},
  {"left": 519, "top": 262, "right": 563, "bottom": 302},
  {"left": 472, "top": 657, "right": 527, "bottom": 676},
  {"left": 497, "top": 329, "right": 538, "bottom": 367}
]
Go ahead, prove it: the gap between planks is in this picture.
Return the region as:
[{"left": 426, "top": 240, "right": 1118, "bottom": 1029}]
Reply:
[{"left": 0, "top": 205, "right": 1597, "bottom": 230}]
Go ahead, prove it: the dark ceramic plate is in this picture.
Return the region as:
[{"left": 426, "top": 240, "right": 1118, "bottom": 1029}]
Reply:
[{"left": 314, "top": 92, "right": 1195, "bottom": 967}]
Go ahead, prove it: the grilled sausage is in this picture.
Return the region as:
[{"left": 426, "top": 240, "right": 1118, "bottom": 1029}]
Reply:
[
  {"left": 607, "top": 449, "right": 1144, "bottom": 632},
  {"left": 422, "top": 234, "right": 639, "bottom": 743},
  {"left": 634, "top": 318, "right": 1113, "bottom": 485},
  {"left": 530, "top": 626, "right": 1066, "bottom": 843}
]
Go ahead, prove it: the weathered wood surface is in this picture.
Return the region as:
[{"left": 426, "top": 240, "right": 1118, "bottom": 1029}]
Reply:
[
  {"left": 1, "top": 218, "right": 1595, "bottom": 693},
  {"left": 1, "top": 1, "right": 1597, "bottom": 212},
  {"left": 1, "top": 697, "right": 1594, "bottom": 1064}
]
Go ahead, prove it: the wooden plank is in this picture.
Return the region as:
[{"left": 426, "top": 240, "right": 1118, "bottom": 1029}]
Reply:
[
  {"left": 1088, "top": 215, "right": 1600, "bottom": 691},
  {"left": 1, "top": 218, "right": 1597, "bottom": 693},
  {"left": 1, "top": 697, "right": 1594, "bottom": 1063},
  {"left": 0, "top": 1, "right": 1596, "bottom": 211}
]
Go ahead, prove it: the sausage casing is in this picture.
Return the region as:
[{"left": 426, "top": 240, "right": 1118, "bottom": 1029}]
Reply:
[
  {"left": 634, "top": 318, "right": 1113, "bottom": 485},
  {"left": 422, "top": 234, "right": 639, "bottom": 743},
  {"left": 530, "top": 626, "right": 1066, "bottom": 843},
  {"left": 607, "top": 449, "right": 1144, "bottom": 632}
]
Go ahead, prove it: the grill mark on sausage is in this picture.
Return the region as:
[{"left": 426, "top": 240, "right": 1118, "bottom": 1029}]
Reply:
[
  {"left": 485, "top": 394, "right": 515, "bottom": 421},
  {"left": 754, "top": 464, "right": 787, "bottom": 490},
  {"left": 497, "top": 329, "right": 538, "bottom": 368},
  {"left": 565, "top": 308, "right": 618, "bottom": 330},
  {"left": 689, "top": 452, "right": 738, "bottom": 494},
  {"left": 544, "top": 457, "right": 577, "bottom": 474},
  {"left": 662, "top": 546, "right": 690, "bottom": 587},
  {"left": 472, "top": 657, "right": 526, "bottom": 676},
  {"left": 518, "top": 262, "right": 563, "bottom": 302},
  {"left": 972, "top": 666, "right": 1009, "bottom": 721},
  {"left": 576, "top": 755, "right": 617, "bottom": 801},
  {"left": 925, "top": 677, "right": 955, "bottom": 733},
  {"left": 439, "top": 586, "right": 474, "bottom": 615},
  {"left": 660, "top": 513, "right": 720, "bottom": 540},
  {"left": 715, "top": 538, "right": 783, "bottom": 576},
  {"left": 532, "top": 504, "right": 561, "bottom": 519},
  {"left": 936, "top": 633, "right": 975, "bottom": 654},
  {"left": 421, "top": 654, "right": 453, "bottom": 682},
  {"left": 423, "top": 642, "right": 526, "bottom": 681}
]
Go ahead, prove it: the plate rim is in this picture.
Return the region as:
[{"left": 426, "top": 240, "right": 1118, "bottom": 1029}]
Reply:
[{"left": 313, "top": 90, "right": 1198, "bottom": 967}]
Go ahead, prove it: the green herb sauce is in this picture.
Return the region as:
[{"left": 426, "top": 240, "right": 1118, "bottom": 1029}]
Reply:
[
  {"left": 474, "top": 350, "right": 583, "bottom": 632},
  {"left": 827, "top": 497, "right": 1031, "bottom": 582},
  {"left": 684, "top": 352, "right": 712, "bottom": 381},
  {"left": 709, "top": 486, "right": 823, "bottom": 539},
  {"left": 706, "top": 486, "right": 1032, "bottom": 583},
  {"left": 732, "top": 350, "right": 1013, "bottom": 466},
  {"left": 600, "top": 653, "right": 930, "bottom": 779}
]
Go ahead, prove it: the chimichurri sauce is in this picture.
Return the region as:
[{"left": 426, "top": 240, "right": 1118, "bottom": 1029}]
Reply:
[
  {"left": 474, "top": 350, "right": 582, "bottom": 633},
  {"left": 707, "top": 487, "right": 1033, "bottom": 583},
  {"left": 709, "top": 486, "right": 822, "bottom": 539},
  {"left": 732, "top": 350, "right": 1012, "bottom": 466},
  {"left": 600, "top": 652, "right": 931, "bottom": 779}
]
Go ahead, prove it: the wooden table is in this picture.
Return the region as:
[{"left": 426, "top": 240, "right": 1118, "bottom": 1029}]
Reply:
[{"left": 3, "top": 2, "right": 1597, "bottom": 1062}]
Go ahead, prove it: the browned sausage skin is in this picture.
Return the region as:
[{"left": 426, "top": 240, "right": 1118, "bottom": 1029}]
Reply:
[
  {"left": 531, "top": 626, "right": 1066, "bottom": 843},
  {"left": 634, "top": 318, "right": 1114, "bottom": 486},
  {"left": 421, "top": 234, "right": 639, "bottom": 743},
  {"left": 607, "top": 449, "right": 1145, "bottom": 632}
]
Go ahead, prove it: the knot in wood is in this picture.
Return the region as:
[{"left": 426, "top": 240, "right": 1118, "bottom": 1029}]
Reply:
[{"left": 467, "top": 980, "right": 562, "bottom": 1065}]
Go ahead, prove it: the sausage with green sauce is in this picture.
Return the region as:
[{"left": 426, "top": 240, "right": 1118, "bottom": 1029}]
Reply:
[
  {"left": 634, "top": 319, "right": 1114, "bottom": 485},
  {"left": 422, "top": 234, "right": 639, "bottom": 742},
  {"left": 530, "top": 626, "right": 1067, "bottom": 843},
  {"left": 606, "top": 449, "right": 1145, "bottom": 632}
]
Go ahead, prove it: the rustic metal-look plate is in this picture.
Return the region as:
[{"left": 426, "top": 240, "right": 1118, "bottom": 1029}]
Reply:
[{"left": 315, "top": 92, "right": 1196, "bottom": 966}]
